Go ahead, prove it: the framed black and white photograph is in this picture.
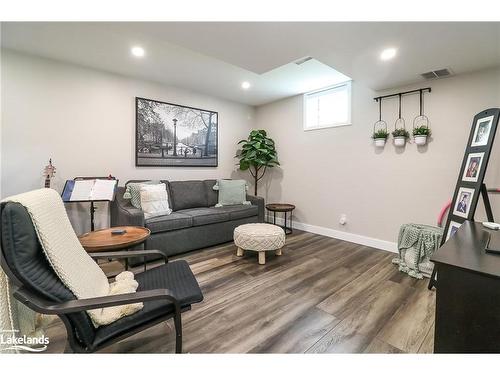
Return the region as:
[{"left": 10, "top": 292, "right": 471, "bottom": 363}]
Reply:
[
  {"left": 462, "top": 152, "right": 484, "bottom": 182},
  {"left": 452, "top": 187, "right": 475, "bottom": 218},
  {"left": 446, "top": 220, "right": 463, "bottom": 241},
  {"left": 471, "top": 115, "right": 494, "bottom": 147},
  {"left": 136, "top": 97, "right": 218, "bottom": 167}
]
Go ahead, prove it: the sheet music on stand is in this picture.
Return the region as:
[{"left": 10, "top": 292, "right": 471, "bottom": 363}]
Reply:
[
  {"left": 62, "top": 176, "right": 118, "bottom": 231},
  {"left": 62, "top": 179, "right": 117, "bottom": 202}
]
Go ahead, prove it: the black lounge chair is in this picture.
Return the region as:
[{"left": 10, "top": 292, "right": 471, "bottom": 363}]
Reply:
[{"left": 0, "top": 201, "right": 203, "bottom": 353}]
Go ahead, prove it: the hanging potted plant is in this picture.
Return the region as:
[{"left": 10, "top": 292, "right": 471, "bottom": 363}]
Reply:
[
  {"left": 373, "top": 129, "right": 389, "bottom": 147},
  {"left": 412, "top": 91, "right": 431, "bottom": 146},
  {"left": 392, "top": 127, "right": 410, "bottom": 147},
  {"left": 392, "top": 94, "right": 408, "bottom": 147},
  {"left": 413, "top": 125, "right": 431, "bottom": 145},
  {"left": 372, "top": 99, "right": 388, "bottom": 148}
]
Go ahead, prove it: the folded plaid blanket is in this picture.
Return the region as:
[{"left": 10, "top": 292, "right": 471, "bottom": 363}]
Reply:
[{"left": 392, "top": 223, "right": 443, "bottom": 279}]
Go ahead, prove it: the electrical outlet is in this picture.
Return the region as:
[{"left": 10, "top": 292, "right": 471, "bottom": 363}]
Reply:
[{"left": 339, "top": 214, "right": 347, "bottom": 225}]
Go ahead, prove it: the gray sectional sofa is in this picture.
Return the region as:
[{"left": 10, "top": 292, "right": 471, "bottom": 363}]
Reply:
[{"left": 110, "top": 179, "right": 264, "bottom": 259}]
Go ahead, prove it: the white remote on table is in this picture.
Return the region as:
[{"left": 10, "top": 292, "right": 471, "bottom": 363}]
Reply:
[{"left": 482, "top": 222, "right": 500, "bottom": 230}]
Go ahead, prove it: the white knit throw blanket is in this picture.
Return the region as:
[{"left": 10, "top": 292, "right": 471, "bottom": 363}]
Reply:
[{"left": 2, "top": 188, "right": 143, "bottom": 327}]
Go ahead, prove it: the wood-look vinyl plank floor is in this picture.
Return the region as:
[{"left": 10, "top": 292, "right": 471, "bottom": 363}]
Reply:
[{"left": 44, "top": 230, "right": 435, "bottom": 353}]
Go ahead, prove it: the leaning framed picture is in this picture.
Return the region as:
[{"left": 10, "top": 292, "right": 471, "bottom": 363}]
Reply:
[
  {"left": 461, "top": 152, "right": 484, "bottom": 182},
  {"left": 452, "top": 187, "right": 475, "bottom": 219},
  {"left": 446, "top": 220, "right": 464, "bottom": 241},
  {"left": 135, "top": 97, "right": 218, "bottom": 167},
  {"left": 471, "top": 115, "right": 494, "bottom": 147}
]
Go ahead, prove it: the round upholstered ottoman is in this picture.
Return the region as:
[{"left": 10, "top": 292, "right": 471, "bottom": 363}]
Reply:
[{"left": 234, "top": 223, "right": 286, "bottom": 265}]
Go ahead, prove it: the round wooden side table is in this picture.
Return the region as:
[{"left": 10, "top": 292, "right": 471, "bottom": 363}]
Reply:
[
  {"left": 79, "top": 226, "right": 150, "bottom": 270},
  {"left": 265, "top": 203, "right": 295, "bottom": 235}
]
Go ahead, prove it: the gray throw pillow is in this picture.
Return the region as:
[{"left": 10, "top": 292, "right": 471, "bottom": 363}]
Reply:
[{"left": 213, "top": 179, "right": 250, "bottom": 207}]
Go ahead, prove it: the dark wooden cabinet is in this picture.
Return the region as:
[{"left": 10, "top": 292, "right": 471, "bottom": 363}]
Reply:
[{"left": 431, "top": 221, "right": 500, "bottom": 353}]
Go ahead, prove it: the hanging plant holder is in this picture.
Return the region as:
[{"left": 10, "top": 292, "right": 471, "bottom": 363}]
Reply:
[
  {"left": 412, "top": 90, "right": 431, "bottom": 146},
  {"left": 392, "top": 94, "right": 409, "bottom": 147},
  {"left": 372, "top": 99, "right": 388, "bottom": 147}
]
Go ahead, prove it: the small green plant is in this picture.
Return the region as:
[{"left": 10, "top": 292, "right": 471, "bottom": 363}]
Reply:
[
  {"left": 372, "top": 129, "right": 389, "bottom": 139},
  {"left": 392, "top": 128, "right": 410, "bottom": 138},
  {"left": 413, "top": 126, "right": 432, "bottom": 136}
]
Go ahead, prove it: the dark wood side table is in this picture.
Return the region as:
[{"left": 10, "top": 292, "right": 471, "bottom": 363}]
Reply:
[
  {"left": 79, "top": 226, "right": 150, "bottom": 271},
  {"left": 431, "top": 221, "right": 500, "bottom": 353},
  {"left": 265, "top": 203, "right": 295, "bottom": 235}
]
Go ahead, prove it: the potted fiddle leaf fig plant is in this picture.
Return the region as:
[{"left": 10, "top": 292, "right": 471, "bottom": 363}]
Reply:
[
  {"left": 413, "top": 126, "right": 432, "bottom": 146},
  {"left": 236, "top": 130, "right": 279, "bottom": 196},
  {"left": 392, "top": 128, "right": 410, "bottom": 147},
  {"left": 372, "top": 129, "right": 389, "bottom": 147}
]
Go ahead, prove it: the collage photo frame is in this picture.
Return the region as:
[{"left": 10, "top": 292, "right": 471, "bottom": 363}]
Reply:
[{"left": 443, "top": 109, "right": 500, "bottom": 242}]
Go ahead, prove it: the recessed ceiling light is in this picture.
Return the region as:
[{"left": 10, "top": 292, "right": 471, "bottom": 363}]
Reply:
[
  {"left": 380, "top": 48, "right": 397, "bottom": 61},
  {"left": 241, "top": 81, "right": 251, "bottom": 90},
  {"left": 131, "top": 46, "right": 145, "bottom": 58}
]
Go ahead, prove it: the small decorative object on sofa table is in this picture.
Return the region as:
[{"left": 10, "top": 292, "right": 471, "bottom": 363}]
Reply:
[
  {"left": 78, "top": 226, "right": 150, "bottom": 270},
  {"left": 266, "top": 203, "right": 295, "bottom": 235},
  {"left": 234, "top": 223, "right": 285, "bottom": 265}
]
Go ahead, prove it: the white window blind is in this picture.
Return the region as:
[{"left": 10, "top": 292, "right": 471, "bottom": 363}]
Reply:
[{"left": 303, "top": 81, "right": 352, "bottom": 130}]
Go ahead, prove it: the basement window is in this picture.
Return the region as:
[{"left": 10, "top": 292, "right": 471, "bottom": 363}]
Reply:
[{"left": 303, "top": 81, "right": 352, "bottom": 131}]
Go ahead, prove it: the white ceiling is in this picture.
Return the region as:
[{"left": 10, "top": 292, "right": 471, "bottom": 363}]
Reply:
[{"left": 2, "top": 22, "right": 500, "bottom": 106}]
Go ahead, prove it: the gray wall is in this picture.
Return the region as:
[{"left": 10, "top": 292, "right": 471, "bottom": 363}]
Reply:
[
  {"left": 1, "top": 50, "right": 255, "bottom": 233},
  {"left": 255, "top": 68, "right": 500, "bottom": 246}
]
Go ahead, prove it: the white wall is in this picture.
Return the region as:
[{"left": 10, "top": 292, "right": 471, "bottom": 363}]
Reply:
[
  {"left": 256, "top": 68, "right": 500, "bottom": 248},
  {"left": 1, "top": 50, "right": 255, "bottom": 233}
]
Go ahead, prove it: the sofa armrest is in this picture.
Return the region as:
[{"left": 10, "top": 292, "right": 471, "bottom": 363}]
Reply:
[
  {"left": 246, "top": 194, "right": 265, "bottom": 222},
  {"left": 110, "top": 186, "right": 145, "bottom": 227}
]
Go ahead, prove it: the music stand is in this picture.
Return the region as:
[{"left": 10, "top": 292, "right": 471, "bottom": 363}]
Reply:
[{"left": 62, "top": 176, "right": 118, "bottom": 231}]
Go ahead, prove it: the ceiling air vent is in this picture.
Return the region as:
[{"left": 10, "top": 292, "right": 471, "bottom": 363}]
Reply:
[
  {"left": 421, "top": 68, "right": 453, "bottom": 80},
  {"left": 295, "top": 56, "right": 313, "bottom": 66}
]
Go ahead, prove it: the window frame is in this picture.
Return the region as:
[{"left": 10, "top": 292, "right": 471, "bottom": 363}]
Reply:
[{"left": 302, "top": 80, "right": 352, "bottom": 131}]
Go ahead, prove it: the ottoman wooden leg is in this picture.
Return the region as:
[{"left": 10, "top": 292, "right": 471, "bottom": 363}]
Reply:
[
  {"left": 275, "top": 248, "right": 282, "bottom": 256},
  {"left": 236, "top": 247, "right": 244, "bottom": 257},
  {"left": 258, "top": 251, "right": 266, "bottom": 265}
]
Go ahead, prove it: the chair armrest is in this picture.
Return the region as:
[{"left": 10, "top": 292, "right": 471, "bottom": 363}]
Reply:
[
  {"left": 246, "top": 194, "right": 265, "bottom": 222},
  {"left": 88, "top": 249, "right": 168, "bottom": 263},
  {"left": 13, "top": 286, "right": 179, "bottom": 315}
]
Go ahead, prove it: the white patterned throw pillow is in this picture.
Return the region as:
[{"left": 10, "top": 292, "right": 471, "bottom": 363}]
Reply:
[
  {"left": 123, "top": 180, "right": 159, "bottom": 209},
  {"left": 140, "top": 183, "right": 172, "bottom": 219}
]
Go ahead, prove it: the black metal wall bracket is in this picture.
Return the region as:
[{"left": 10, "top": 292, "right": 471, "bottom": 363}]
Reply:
[{"left": 374, "top": 87, "right": 432, "bottom": 102}]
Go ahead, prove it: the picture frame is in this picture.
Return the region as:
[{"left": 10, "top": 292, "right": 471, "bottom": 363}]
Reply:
[
  {"left": 461, "top": 152, "right": 485, "bottom": 182},
  {"left": 446, "top": 220, "right": 463, "bottom": 241},
  {"left": 471, "top": 115, "right": 494, "bottom": 147},
  {"left": 452, "top": 187, "right": 475, "bottom": 219},
  {"left": 135, "top": 97, "right": 218, "bottom": 167}
]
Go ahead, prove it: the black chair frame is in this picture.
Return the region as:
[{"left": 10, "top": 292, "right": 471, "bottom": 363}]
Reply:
[{"left": 0, "top": 248, "right": 188, "bottom": 353}]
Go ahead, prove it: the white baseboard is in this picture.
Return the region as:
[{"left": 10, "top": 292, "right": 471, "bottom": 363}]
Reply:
[{"left": 267, "top": 215, "right": 398, "bottom": 254}]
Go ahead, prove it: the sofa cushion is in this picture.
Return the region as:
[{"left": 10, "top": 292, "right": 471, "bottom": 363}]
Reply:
[
  {"left": 178, "top": 207, "right": 231, "bottom": 227},
  {"left": 217, "top": 204, "right": 259, "bottom": 220},
  {"left": 145, "top": 212, "right": 193, "bottom": 234},
  {"left": 169, "top": 180, "right": 208, "bottom": 211},
  {"left": 204, "top": 180, "right": 218, "bottom": 207}
]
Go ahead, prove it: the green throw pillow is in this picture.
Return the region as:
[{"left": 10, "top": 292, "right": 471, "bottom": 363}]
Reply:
[
  {"left": 213, "top": 179, "right": 250, "bottom": 207},
  {"left": 124, "top": 181, "right": 159, "bottom": 209}
]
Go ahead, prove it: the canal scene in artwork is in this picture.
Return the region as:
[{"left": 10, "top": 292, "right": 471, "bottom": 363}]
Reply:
[{"left": 136, "top": 97, "right": 218, "bottom": 167}]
